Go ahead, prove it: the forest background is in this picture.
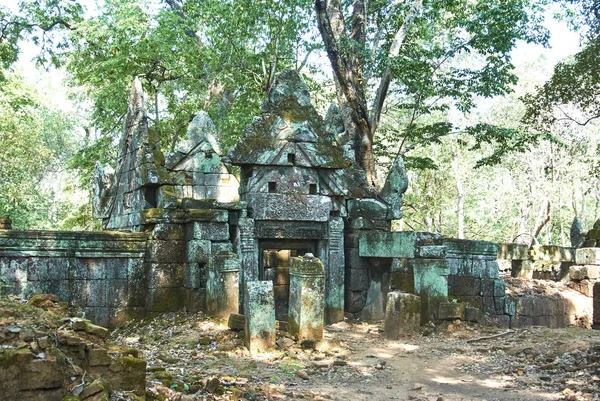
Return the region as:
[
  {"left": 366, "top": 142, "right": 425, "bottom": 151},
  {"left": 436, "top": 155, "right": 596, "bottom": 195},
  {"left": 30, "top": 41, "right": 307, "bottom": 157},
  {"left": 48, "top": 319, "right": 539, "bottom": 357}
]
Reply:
[{"left": 0, "top": 0, "right": 599, "bottom": 247}]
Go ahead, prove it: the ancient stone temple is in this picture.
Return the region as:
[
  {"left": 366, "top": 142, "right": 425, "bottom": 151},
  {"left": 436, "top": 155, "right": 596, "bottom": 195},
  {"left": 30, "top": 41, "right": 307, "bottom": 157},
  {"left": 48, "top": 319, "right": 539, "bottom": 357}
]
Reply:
[{"left": 1, "top": 70, "right": 595, "bottom": 334}]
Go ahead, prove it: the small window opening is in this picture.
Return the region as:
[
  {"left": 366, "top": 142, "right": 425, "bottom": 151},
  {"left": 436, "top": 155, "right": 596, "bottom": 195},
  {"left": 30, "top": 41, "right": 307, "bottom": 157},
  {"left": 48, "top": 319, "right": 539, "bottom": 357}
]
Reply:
[
  {"left": 247, "top": 207, "right": 254, "bottom": 218},
  {"left": 309, "top": 183, "right": 317, "bottom": 195},
  {"left": 268, "top": 182, "right": 277, "bottom": 193},
  {"left": 287, "top": 153, "right": 296, "bottom": 164}
]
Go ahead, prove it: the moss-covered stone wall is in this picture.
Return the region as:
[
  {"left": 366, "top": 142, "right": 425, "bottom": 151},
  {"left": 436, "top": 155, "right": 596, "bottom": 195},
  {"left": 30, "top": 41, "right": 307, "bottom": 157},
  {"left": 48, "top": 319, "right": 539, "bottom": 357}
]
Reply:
[{"left": 0, "top": 230, "right": 148, "bottom": 327}]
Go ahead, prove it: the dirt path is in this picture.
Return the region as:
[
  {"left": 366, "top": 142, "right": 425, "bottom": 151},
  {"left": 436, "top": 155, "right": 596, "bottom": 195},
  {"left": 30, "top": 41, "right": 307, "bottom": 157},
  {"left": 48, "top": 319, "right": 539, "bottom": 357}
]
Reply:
[{"left": 111, "top": 313, "right": 600, "bottom": 401}]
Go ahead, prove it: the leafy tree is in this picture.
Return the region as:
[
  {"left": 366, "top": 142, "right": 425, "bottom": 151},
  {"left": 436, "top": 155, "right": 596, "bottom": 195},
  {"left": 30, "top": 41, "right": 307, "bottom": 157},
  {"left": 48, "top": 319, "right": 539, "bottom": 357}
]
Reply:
[
  {"left": 523, "top": 0, "right": 600, "bottom": 130},
  {"left": 0, "top": 0, "right": 83, "bottom": 73},
  {"left": 0, "top": 71, "right": 85, "bottom": 229},
  {"left": 314, "top": 0, "right": 551, "bottom": 184}
]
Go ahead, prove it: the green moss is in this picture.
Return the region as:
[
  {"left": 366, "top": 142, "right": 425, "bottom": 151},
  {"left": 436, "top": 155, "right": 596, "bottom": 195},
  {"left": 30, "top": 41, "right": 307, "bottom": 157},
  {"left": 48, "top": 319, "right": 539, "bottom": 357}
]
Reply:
[
  {"left": 121, "top": 347, "right": 140, "bottom": 358},
  {"left": 114, "top": 355, "right": 146, "bottom": 371},
  {"left": 0, "top": 348, "right": 31, "bottom": 368}
]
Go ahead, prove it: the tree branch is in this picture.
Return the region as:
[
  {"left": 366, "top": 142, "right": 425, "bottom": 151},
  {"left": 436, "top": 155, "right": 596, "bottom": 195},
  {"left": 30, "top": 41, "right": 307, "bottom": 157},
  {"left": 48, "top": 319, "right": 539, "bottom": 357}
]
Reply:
[{"left": 369, "top": 0, "right": 423, "bottom": 141}]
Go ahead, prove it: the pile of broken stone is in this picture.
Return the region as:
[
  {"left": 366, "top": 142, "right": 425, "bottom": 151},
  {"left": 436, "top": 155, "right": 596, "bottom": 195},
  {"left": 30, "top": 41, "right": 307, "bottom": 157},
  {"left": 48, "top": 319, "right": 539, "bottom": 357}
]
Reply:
[{"left": 0, "top": 294, "right": 145, "bottom": 401}]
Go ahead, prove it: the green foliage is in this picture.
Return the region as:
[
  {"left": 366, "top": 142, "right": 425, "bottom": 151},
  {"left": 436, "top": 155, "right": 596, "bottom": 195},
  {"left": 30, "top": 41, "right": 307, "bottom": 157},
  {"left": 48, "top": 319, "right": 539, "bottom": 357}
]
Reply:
[
  {"left": 368, "top": 0, "right": 551, "bottom": 168},
  {"left": 0, "top": 71, "right": 86, "bottom": 229},
  {"left": 522, "top": 0, "right": 600, "bottom": 130},
  {"left": 0, "top": 0, "right": 83, "bottom": 72},
  {"left": 65, "top": 0, "right": 316, "bottom": 151}
]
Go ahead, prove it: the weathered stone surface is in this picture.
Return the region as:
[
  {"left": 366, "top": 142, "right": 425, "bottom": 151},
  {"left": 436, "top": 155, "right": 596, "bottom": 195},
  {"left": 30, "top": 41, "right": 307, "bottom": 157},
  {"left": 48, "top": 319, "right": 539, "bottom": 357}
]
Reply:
[
  {"left": 465, "top": 306, "right": 484, "bottom": 323},
  {"left": 288, "top": 257, "right": 325, "bottom": 341},
  {"left": 206, "top": 253, "right": 240, "bottom": 319},
  {"left": 254, "top": 220, "right": 327, "bottom": 239},
  {"left": 347, "top": 198, "right": 389, "bottom": 220},
  {"left": 359, "top": 231, "right": 417, "bottom": 258},
  {"left": 247, "top": 193, "right": 331, "bottom": 222},
  {"left": 244, "top": 281, "right": 276, "bottom": 353},
  {"left": 411, "top": 258, "right": 449, "bottom": 323},
  {"left": 570, "top": 264, "right": 600, "bottom": 280},
  {"left": 577, "top": 248, "right": 600, "bottom": 265},
  {"left": 438, "top": 302, "right": 466, "bottom": 320},
  {"left": 384, "top": 291, "right": 421, "bottom": 340},
  {"left": 416, "top": 245, "right": 446, "bottom": 258},
  {"left": 497, "top": 242, "right": 529, "bottom": 261},
  {"left": 325, "top": 217, "right": 345, "bottom": 324},
  {"left": 379, "top": 156, "right": 408, "bottom": 220},
  {"left": 594, "top": 281, "right": 600, "bottom": 329},
  {"left": 570, "top": 279, "right": 596, "bottom": 297},
  {"left": 186, "top": 221, "right": 229, "bottom": 241},
  {"left": 443, "top": 238, "right": 498, "bottom": 258}
]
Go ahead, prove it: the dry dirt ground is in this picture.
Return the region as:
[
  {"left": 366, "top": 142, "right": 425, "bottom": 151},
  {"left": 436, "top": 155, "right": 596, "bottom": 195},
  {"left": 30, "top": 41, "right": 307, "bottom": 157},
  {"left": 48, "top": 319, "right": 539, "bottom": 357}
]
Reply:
[{"left": 110, "top": 313, "right": 600, "bottom": 401}]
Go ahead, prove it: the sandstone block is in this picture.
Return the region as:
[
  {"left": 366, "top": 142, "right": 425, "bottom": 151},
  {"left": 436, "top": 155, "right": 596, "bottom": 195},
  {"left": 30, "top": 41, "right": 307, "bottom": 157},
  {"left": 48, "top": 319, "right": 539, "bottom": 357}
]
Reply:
[
  {"left": 576, "top": 248, "right": 600, "bottom": 265},
  {"left": 384, "top": 291, "right": 421, "bottom": 340},
  {"left": 570, "top": 265, "right": 600, "bottom": 280},
  {"left": 438, "top": 302, "right": 465, "bottom": 320}
]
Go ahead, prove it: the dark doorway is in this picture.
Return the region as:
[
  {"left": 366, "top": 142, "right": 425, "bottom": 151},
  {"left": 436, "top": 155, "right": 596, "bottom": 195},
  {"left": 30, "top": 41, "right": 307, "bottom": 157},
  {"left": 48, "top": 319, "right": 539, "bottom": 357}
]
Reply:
[{"left": 259, "top": 239, "right": 317, "bottom": 321}]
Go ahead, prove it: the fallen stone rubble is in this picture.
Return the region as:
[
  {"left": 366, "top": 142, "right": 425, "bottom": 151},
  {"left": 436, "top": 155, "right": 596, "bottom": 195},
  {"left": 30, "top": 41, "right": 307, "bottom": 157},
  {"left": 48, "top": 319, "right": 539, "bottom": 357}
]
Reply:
[{"left": 0, "top": 294, "right": 146, "bottom": 401}]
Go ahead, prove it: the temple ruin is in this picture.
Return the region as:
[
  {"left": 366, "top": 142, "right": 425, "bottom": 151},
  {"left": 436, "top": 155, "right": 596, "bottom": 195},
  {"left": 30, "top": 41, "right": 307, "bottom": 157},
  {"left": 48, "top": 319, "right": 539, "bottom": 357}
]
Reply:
[{"left": 1, "top": 70, "right": 599, "bottom": 337}]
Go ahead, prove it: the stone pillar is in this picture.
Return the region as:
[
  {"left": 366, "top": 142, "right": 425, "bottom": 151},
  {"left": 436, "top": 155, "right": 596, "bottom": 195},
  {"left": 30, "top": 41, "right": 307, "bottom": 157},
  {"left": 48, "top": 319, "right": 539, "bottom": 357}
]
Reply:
[
  {"left": 326, "top": 217, "right": 345, "bottom": 324},
  {"left": 289, "top": 256, "right": 325, "bottom": 341},
  {"left": 411, "top": 258, "right": 449, "bottom": 323},
  {"left": 384, "top": 291, "right": 421, "bottom": 340},
  {"left": 237, "top": 214, "right": 258, "bottom": 313},
  {"left": 206, "top": 252, "right": 240, "bottom": 319},
  {"left": 244, "top": 281, "right": 276, "bottom": 353},
  {"left": 594, "top": 281, "right": 600, "bottom": 330}
]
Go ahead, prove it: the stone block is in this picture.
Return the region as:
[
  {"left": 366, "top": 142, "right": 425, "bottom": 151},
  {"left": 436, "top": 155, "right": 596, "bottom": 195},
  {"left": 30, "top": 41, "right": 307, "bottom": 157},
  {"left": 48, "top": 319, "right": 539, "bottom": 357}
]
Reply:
[
  {"left": 249, "top": 193, "right": 331, "bottom": 221},
  {"left": 358, "top": 231, "right": 417, "bottom": 258},
  {"left": 185, "top": 209, "right": 228, "bottom": 223},
  {"left": 151, "top": 223, "right": 185, "bottom": 240},
  {"left": 411, "top": 258, "right": 449, "bottom": 323},
  {"left": 438, "top": 302, "right": 465, "bottom": 320},
  {"left": 147, "top": 240, "right": 186, "bottom": 263},
  {"left": 464, "top": 307, "right": 484, "bottom": 323},
  {"left": 576, "top": 248, "right": 600, "bottom": 265},
  {"left": 146, "top": 263, "right": 185, "bottom": 288},
  {"left": 244, "top": 281, "right": 276, "bottom": 353},
  {"left": 184, "top": 262, "right": 202, "bottom": 289},
  {"left": 212, "top": 242, "right": 233, "bottom": 253},
  {"left": 345, "top": 290, "right": 366, "bottom": 313},
  {"left": 443, "top": 238, "right": 499, "bottom": 258},
  {"left": 384, "top": 291, "right": 421, "bottom": 340},
  {"left": 448, "top": 276, "right": 481, "bottom": 296},
  {"left": 570, "top": 265, "right": 600, "bottom": 280},
  {"left": 47, "top": 259, "right": 69, "bottom": 280},
  {"left": 456, "top": 258, "right": 473, "bottom": 276},
  {"left": 346, "top": 267, "right": 369, "bottom": 291},
  {"left": 390, "top": 271, "right": 415, "bottom": 293},
  {"left": 345, "top": 249, "right": 367, "bottom": 270},
  {"left": 187, "top": 239, "right": 211, "bottom": 264},
  {"left": 87, "top": 280, "right": 108, "bottom": 307},
  {"left": 483, "top": 260, "right": 501, "bottom": 279},
  {"left": 416, "top": 245, "right": 446, "bottom": 259},
  {"left": 206, "top": 253, "right": 240, "bottom": 319},
  {"left": 347, "top": 198, "right": 389, "bottom": 219},
  {"left": 594, "top": 281, "right": 600, "bottom": 329},
  {"left": 289, "top": 257, "right": 326, "bottom": 341},
  {"left": 456, "top": 295, "right": 482, "bottom": 310},
  {"left": 70, "top": 280, "right": 88, "bottom": 306},
  {"left": 497, "top": 243, "right": 529, "bottom": 260},
  {"left": 186, "top": 222, "right": 229, "bottom": 241}
]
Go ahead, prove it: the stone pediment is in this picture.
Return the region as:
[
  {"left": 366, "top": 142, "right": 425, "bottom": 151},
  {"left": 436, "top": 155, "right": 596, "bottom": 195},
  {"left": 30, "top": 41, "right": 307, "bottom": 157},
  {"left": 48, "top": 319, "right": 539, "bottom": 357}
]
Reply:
[{"left": 227, "top": 71, "right": 350, "bottom": 170}]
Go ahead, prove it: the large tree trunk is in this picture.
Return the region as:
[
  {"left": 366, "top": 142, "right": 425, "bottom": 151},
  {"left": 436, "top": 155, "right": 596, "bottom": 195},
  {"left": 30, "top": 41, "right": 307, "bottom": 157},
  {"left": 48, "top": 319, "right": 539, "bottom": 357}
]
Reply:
[{"left": 314, "top": 0, "right": 422, "bottom": 187}]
